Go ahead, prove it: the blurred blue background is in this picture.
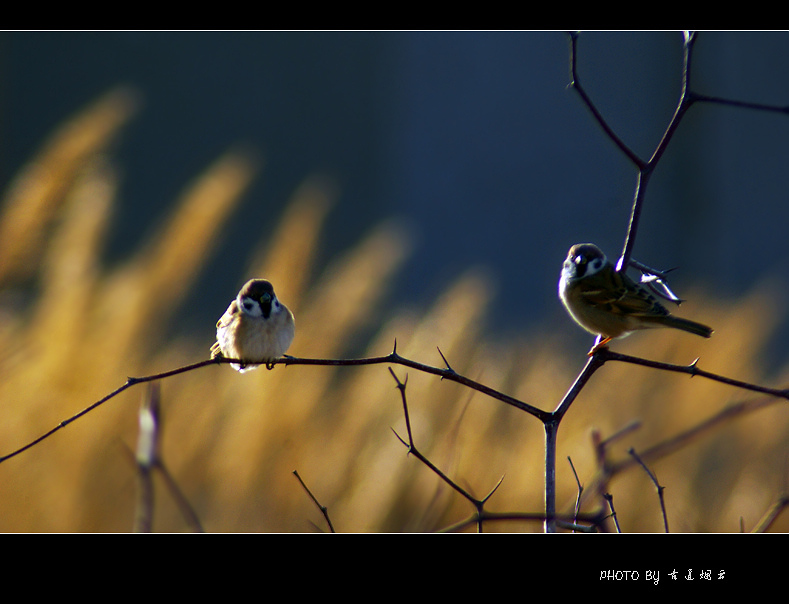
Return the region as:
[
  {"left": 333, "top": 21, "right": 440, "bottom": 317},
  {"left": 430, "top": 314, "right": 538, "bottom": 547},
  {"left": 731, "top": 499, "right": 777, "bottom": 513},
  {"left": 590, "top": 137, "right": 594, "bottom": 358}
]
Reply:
[{"left": 1, "top": 31, "right": 787, "bottom": 355}]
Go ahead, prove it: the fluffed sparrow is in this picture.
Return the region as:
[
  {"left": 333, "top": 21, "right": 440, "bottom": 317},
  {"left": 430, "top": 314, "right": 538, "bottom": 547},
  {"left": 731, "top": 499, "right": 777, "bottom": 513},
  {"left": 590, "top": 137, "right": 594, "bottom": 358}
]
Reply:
[{"left": 210, "top": 279, "right": 295, "bottom": 371}]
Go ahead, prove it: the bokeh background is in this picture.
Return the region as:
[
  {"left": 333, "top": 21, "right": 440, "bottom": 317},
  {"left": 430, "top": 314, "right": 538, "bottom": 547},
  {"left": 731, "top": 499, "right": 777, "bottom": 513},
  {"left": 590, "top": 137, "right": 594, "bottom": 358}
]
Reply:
[{"left": 0, "top": 30, "right": 788, "bottom": 532}]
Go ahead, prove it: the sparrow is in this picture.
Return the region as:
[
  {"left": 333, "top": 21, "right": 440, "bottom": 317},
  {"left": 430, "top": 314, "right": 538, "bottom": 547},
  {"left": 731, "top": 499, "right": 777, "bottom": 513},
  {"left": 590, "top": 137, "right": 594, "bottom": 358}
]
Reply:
[
  {"left": 210, "top": 279, "right": 295, "bottom": 372},
  {"left": 559, "top": 243, "right": 712, "bottom": 353}
]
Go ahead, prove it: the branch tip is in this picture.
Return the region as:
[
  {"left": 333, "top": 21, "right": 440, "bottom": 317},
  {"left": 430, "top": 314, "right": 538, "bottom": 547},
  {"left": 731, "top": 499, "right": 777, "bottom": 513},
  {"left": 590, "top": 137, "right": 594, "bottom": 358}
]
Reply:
[
  {"left": 482, "top": 475, "right": 505, "bottom": 504},
  {"left": 390, "top": 427, "right": 408, "bottom": 448}
]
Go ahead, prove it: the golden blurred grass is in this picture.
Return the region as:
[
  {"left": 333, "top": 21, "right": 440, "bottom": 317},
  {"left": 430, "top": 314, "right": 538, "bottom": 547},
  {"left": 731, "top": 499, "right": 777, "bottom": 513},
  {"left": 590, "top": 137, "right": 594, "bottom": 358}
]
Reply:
[{"left": 1, "top": 88, "right": 788, "bottom": 532}]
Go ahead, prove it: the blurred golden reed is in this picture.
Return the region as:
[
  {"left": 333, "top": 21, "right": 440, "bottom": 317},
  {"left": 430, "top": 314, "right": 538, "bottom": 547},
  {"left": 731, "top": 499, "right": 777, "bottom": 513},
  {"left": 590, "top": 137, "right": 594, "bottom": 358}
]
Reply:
[{"left": 1, "top": 87, "right": 788, "bottom": 532}]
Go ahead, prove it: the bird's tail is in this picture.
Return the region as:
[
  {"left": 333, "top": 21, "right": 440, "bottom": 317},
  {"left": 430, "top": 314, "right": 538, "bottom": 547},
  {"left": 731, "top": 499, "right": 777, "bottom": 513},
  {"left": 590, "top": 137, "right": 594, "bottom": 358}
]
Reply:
[{"left": 664, "top": 315, "right": 714, "bottom": 338}]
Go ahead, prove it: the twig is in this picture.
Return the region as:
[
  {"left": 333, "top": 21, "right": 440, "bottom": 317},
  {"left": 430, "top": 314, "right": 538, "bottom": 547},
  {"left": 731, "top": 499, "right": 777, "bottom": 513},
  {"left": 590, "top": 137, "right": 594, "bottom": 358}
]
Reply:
[
  {"left": 553, "top": 354, "right": 606, "bottom": 419},
  {"left": 568, "top": 456, "right": 584, "bottom": 530},
  {"left": 4, "top": 344, "right": 783, "bottom": 471},
  {"left": 0, "top": 359, "right": 217, "bottom": 464},
  {"left": 389, "top": 368, "right": 497, "bottom": 532},
  {"left": 567, "top": 31, "right": 644, "bottom": 169},
  {"left": 293, "top": 470, "right": 335, "bottom": 533},
  {"left": 603, "top": 493, "right": 621, "bottom": 533},
  {"left": 284, "top": 350, "right": 548, "bottom": 419},
  {"left": 581, "top": 394, "right": 785, "bottom": 516},
  {"left": 629, "top": 448, "right": 670, "bottom": 533},
  {"left": 751, "top": 495, "right": 789, "bottom": 533},
  {"left": 567, "top": 33, "right": 691, "bottom": 274},
  {"left": 569, "top": 31, "right": 789, "bottom": 278},
  {"left": 588, "top": 423, "right": 643, "bottom": 524},
  {"left": 156, "top": 462, "right": 205, "bottom": 533},
  {"left": 596, "top": 348, "right": 789, "bottom": 400},
  {"left": 3, "top": 342, "right": 787, "bottom": 536},
  {"left": 0, "top": 351, "right": 546, "bottom": 465}
]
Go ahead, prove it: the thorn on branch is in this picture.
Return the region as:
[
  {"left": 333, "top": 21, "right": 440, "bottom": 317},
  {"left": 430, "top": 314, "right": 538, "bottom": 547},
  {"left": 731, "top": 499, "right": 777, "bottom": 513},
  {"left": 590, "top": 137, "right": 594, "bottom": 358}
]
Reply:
[
  {"left": 437, "top": 347, "right": 456, "bottom": 377},
  {"left": 688, "top": 357, "right": 701, "bottom": 376}
]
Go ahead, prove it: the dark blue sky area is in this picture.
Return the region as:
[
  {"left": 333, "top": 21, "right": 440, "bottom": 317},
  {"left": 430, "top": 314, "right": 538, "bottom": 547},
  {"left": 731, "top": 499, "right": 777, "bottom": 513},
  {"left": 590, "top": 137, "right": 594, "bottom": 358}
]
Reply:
[{"left": 2, "top": 31, "right": 788, "bottom": 353}]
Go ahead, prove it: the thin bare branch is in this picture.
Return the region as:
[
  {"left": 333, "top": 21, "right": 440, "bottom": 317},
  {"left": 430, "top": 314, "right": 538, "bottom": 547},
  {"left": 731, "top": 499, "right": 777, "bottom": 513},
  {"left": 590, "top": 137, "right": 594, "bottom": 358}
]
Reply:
[
  {"left": 568, "top": 456, "right": 584, "bottom": 530},
  {"left": 582, "top": 393, "right": 785, "bottom": 517},
  {"left": 692, "top": 93, "right": 789, "bottom": 115},
  {"left": 596, "top": 348, "right": 789, "bottom": 400},
  {"left": 0, "top": 359, "right": 218, "bottom": 464},
  {"left": 0, "top": 353, "right": 545, "bottom": 465},
  {"left": 751, "top": 495, "right": 789, "bottom": 533},
  {"left": 603, "top": 493, "right": 622, "bottom": 533},
  {"left": 629, "top": 448, "right": 670, "bottom": 533},
  {"left": 566, "top": 32, "right": 645, "bottom": 169},
  {"left": 156, "top": 462, "right": 205, "bottom": 533},
  {"left": 284, "top": 353, "right": 548, "bottom": 419},
  {"left": 389, "top": 369, "right": 481, "bottom": 506},
  {"left": 388, "top": 368, "right": 523, "bottom": 533},
  {"left": 553, "top": 354, "right": 607, "bottom": 418},
  {"left": 293, "top": 470, "right": 335, "bottom": 533},
  {"left": 618, "top": 33, "right": 695, "bottom": 272}
]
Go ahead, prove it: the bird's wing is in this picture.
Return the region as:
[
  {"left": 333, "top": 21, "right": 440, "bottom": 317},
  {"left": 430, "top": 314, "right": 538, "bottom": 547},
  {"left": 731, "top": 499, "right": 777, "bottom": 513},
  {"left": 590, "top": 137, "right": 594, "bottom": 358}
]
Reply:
[
  {"left": 579, "top": 272, "right": 669, "bottom": 318},
  {"left": 215, "top": 300, "right": 239, "bottom": 329}
]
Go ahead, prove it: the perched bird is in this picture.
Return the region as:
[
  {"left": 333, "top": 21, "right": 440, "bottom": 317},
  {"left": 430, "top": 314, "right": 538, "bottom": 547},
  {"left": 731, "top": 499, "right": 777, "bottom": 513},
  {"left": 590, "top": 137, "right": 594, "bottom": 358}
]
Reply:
[
  {"left": 559, "top": 243, "right": 712, "bottom": 353},
  {"left": 210, "top": 279, "right": 295, "bottom": 371}
]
